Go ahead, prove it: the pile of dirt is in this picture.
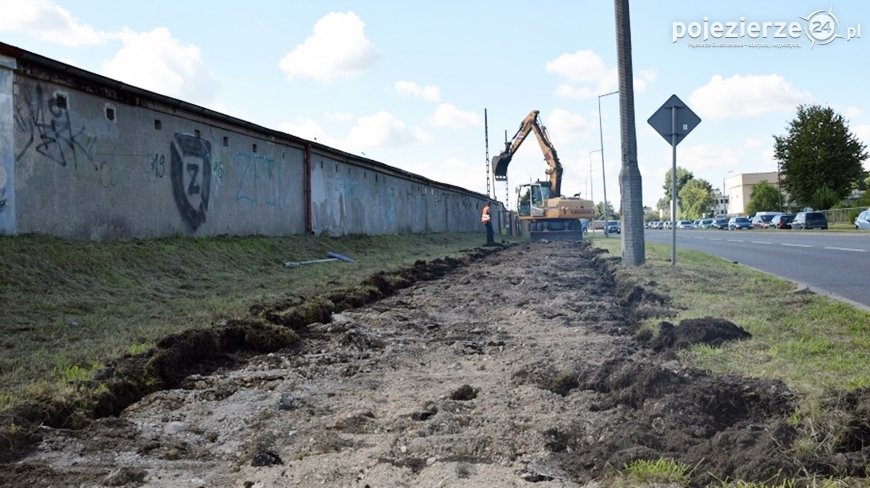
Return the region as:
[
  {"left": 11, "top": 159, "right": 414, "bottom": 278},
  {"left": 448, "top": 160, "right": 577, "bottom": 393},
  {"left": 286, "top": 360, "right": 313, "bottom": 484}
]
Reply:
[{"left": 646, "top": 317, "right": 752, "bottom": 352}]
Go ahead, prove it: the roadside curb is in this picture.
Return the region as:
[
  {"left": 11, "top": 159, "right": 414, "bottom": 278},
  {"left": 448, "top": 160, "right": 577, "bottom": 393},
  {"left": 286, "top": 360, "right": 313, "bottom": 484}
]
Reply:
[{"left": 719, "top": 256, "right": 870, "bottom": 313}]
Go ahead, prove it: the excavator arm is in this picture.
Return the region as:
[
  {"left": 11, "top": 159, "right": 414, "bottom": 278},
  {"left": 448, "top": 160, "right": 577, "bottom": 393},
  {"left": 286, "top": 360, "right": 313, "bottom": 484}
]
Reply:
[{"left": 491, "top": 110, "right": 564, "bottom": 197}]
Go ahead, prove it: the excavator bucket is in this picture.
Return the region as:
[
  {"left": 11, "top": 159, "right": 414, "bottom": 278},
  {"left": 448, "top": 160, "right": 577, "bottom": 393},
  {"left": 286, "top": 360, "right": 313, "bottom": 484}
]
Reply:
[{"left": 491, "top": 153, "right": 510, "bottom": 181}]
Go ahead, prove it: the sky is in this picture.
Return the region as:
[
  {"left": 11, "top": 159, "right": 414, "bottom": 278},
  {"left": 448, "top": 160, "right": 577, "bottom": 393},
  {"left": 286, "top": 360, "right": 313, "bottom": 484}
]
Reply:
[{"left": 2, "top": 0, "right": 869, "bottom": 212}]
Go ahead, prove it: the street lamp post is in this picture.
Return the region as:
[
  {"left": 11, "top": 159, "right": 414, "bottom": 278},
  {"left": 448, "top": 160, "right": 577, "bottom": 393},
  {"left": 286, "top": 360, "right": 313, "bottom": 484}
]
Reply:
[
  {"left": 598, "top": 90, "right": 619, "bottom": 237},
  {"left": 723, "top": 170, "right": 734, "bottom": 216},
  {"left": 588, "top": 149, "right": 601, "bottom": 205}
]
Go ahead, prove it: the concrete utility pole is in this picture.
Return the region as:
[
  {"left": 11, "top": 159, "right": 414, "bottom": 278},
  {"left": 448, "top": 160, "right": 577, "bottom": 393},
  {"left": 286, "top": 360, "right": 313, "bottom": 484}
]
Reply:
[{"left": 614, "top": 0, "right": 645, "bottom": 265}]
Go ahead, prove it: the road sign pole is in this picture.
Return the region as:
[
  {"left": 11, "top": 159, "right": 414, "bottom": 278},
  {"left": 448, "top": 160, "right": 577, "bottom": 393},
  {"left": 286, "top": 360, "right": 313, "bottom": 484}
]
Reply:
[
  {"left": 671, "top": 106, "right": 677, "bottom": 266},
  {"left": 647, "top": 94, "right": 701, "bottom": 267}
]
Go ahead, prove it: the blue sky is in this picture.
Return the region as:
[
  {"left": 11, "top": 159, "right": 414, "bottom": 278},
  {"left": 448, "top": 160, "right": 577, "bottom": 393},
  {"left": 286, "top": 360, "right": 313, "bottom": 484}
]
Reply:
[{"left": 2, "top": 1, "right": 868, "bottom": 211}]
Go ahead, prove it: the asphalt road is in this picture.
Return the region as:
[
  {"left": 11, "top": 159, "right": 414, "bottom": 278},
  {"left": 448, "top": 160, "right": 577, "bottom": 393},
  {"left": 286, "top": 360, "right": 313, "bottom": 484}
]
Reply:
[{"left": 643, "top": 229, "right": 870, "bottom": 310}]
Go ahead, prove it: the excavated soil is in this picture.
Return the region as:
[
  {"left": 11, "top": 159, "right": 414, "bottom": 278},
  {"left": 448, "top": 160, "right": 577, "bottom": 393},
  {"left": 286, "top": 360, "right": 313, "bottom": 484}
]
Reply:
[{"left": 1, "top": 241, "right": 867, "bottom": 487}]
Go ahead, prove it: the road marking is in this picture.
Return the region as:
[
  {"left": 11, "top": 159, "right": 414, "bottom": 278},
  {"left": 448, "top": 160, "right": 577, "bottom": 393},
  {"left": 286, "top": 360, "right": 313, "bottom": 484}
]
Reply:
[
  {"left": 751, "top": 241, "right": 773, "bottom": 245},
  {"left": 727, "top": 239, "right": 744, "bottom": 243},
  {"left": 781, "top": 243, "right": 812, "bottom": 248},
  {"left": 824, "top": 246, "right": 867, "bottom": 253},
  {"left": 708, "top": 238, "right": 722, "bottom": 241}
]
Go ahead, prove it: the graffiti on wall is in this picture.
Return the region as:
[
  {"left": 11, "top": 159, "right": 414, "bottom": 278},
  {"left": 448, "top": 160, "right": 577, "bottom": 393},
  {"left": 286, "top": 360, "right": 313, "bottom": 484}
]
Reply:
[
  {"left": 14, "top": 84, "right": 97, "bottom": 168},
  {"left": 0, "top": 166, "right": 6, "bottom": 213},
  {"left": 170, "top": 133, "right": 212, "bottom": 230},
  {"left": 235, "top": 152, "right": 280, "bottom": 207},
  {"left": 148, "top": 153, "right": 166, "bottom": 178},
  {"left": 210, "top": 156, "right": 224, "bottom": 182}
]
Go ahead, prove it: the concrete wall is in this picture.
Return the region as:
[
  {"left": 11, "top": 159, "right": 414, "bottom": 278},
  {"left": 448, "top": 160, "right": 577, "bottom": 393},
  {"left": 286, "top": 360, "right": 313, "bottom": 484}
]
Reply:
[
  {"left": 1, "top": 43, "right": 495, "bottom": 240},
  {"left": 0, "top": 55, "right": 15, "bottom": 233}
]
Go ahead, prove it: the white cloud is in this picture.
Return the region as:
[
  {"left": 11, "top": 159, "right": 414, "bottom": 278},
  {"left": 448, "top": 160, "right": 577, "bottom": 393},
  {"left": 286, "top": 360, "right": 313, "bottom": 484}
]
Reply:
[
  {"left": 854, "top": 124, "right": 870, "bottom": 148},
  {"left": 761, "top": 147, "right": 777, "bottom": 165},
  {"left": 101, "top": 28, "right": 219, "bottom": 107},
  {"left": 428, "top": 103, "right": 481, "bottom": 128},
  {"left": 0, "top": 0, "right": 104, "bottom": 47},
  {"left": 413, "top": 126, "right": 435, "bottom": 144},
  {"left": 547, "top": 50, "right": 614, "bottom": 86},
  {"left": 344, "top": 111, "right": 417, "bottom": 150},
  {"left": 632, "top": 70, "right": 658, "bottom": 94},
  {"left": 400, "top": 157, "right": 485, "bottom": 192},
  {"left": 841, "top": 106, "right": 863, "bottom": 120},
  {"left": 547, "top": 50, "right": 616, "bottom": 99},
  {"left": 676, "top": 143, "right": 743, "bottom": 172},
  {"left": 278, "top": 11, "right": 378, "bottom": 82},
  {"left": 689, "top": 74, "right": 813, "bottom": 120},
  {"left": 394, "top": 80, "right": 440, "bottom": 102},
  {"left": 279, "top": 116, "right": 328, "bottom": 142},
  {"left": 325, "top": 111, "right": 354, "bottom": 121},
  {"left": 743, "top": 137, "right": 763, "bottom": 149},
  {"left": 555, "top": 84, "right": 597, "bottom": 100},
  {"left": 547, "top": 50, "right": 656, "bottom": 99},
  {"left": 545, "top": 108, "right": 591, "bottom": 144}
]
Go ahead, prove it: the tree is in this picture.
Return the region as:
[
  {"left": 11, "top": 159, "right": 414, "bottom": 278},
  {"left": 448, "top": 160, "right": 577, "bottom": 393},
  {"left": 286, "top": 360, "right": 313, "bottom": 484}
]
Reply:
[
  {"left": 810, "top": 185, "right": 840, "bottom": 211},
  {"left": 662, "top": 167, "right": 695, "bottom": 204},
  {"left": 655, "top": 196, "right": 669, "bottom": 212},
  {"left": 596, "top": 201, "right": 618, "bottom": 220},
  {"left": 774, "top": 105, "right": 868, "bottom": 208},
  {"left": 615, "top": 0, "right": 644, "bottom": 265},
  {"left": 679, "top": 178, "right": 716, "bottom": 220},
  {"left": 745, "top": 180, "right": 783, "bottom": 215}
]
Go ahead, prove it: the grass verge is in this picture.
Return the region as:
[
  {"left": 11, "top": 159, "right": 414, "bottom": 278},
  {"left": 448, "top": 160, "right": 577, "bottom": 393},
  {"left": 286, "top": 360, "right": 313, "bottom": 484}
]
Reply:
[
  {"left": 591, "top": 236, "right": 869, "bottom": 485},
  {"left": 0, "top": 232, "right": 490, "bottom": 411}
]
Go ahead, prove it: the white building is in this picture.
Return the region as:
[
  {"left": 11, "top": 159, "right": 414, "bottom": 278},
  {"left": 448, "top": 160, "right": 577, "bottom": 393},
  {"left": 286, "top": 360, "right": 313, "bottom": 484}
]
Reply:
[{"left": 724, "top": 171, "right": 781, "bottom": 215}]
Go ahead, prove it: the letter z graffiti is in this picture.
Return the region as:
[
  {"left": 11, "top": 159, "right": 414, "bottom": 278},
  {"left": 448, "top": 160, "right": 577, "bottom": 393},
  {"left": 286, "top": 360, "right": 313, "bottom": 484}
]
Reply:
[{"left": 170, "top": 134, "right": 212, "bottom": 230}]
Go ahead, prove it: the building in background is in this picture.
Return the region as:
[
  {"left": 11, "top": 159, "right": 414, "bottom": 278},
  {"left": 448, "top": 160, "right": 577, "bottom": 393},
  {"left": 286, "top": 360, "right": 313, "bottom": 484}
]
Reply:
[
  {"left": 714, "top": 190, "right": 729, "bottom": 217},
  {"left": 724, "top": 171, "right": 780, "bottom": 216}
]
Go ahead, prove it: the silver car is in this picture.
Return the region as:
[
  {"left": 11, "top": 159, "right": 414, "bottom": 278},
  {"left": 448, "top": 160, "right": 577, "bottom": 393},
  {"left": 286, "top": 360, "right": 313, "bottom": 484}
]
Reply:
[{"left": 856, "top": 209, "right": 870, "bottom": 230}]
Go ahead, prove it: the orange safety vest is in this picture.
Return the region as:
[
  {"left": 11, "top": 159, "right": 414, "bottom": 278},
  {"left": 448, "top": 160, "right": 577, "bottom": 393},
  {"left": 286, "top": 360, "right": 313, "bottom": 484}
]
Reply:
[{"left": 481, "top": 206, "right": 491, "bottom": 223}]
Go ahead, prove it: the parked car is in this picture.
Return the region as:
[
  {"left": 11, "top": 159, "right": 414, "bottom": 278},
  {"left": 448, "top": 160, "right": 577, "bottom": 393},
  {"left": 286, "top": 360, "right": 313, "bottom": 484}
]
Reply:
[
  {"left": 770, "top": 214, "right": 795, "bottom": 229},
  {"left": 676, "top": 220, "right": 694, "bottom": 229},
  {"left": 751, "top": 212, "right": 781, "bottom": 229},
  {"left": 605, "top": 220, "right": 621, "bottom": 234},
  {"left": 693, "top": 219, "right": 702, "bottom": 229},
  {"left": 698, "top": 218, "right": 714, "bottom": 229},
  {"left": 792, "top": 211, "right": 828, "bottom": 230},
  {"left": 728, "top": 216, "right": 752, "bottom": 230},
  {"left": 712, "top": 218, "right": 729, "bottom": 230},
  {"left": 855, "top": 209, "right": 870, "bottom": 230}
]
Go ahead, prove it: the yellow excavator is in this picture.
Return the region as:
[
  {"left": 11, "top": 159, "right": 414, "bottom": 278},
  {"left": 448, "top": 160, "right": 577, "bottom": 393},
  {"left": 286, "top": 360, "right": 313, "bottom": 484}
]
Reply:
[{"left": 492, "top": 110, "right": 594, "bottom": 241}]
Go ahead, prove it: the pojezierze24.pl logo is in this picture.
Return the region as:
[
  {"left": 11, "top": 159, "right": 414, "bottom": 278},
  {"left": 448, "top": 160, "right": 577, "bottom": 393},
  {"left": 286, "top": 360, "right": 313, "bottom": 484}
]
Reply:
[{"left": 672, "top": 8, "right": 861, "bottom": 48}]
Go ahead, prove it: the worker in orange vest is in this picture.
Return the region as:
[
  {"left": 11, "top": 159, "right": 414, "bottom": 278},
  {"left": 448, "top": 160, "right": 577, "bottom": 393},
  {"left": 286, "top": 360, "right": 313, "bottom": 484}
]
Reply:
[{"left": 481, "top": 201, "right": 494, "bottom": 245}]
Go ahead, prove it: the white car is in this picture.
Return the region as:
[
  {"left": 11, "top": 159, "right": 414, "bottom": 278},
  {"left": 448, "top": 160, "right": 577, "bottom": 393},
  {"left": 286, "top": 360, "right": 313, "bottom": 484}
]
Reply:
[
  {"left": 676, "top": 220, "right": 694, "bottom": 229},
  {"left": 856, "top": 209, "right": 870, "bottom": 230}
]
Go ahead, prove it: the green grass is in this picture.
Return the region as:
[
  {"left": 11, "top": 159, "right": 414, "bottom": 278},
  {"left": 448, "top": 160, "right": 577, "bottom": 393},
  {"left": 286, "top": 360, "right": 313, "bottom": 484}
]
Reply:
[
  {"left": 591, "top": 235, "right": 869, "bottom": 480},
  {"left": 606, "top": 458, "right": 691, "bottom": 485},
  {"left": 591, "top": 236, "right": 869, "bottom": 397},
  {"left": 0, "top": 232, "right": 489, "bottom": 410}
]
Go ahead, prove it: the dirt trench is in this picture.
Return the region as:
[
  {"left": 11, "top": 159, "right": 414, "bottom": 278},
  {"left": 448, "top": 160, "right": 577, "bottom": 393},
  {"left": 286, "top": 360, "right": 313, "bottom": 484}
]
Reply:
[{"left": 0, "top": 241, "right": 865, "bottom": 487}]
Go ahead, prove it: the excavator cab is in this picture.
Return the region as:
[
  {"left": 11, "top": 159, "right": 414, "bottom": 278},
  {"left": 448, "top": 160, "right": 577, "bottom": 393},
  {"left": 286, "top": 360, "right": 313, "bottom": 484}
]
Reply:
[{"left": 516, "top": 183, "right": 547, "bottom": 218}]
